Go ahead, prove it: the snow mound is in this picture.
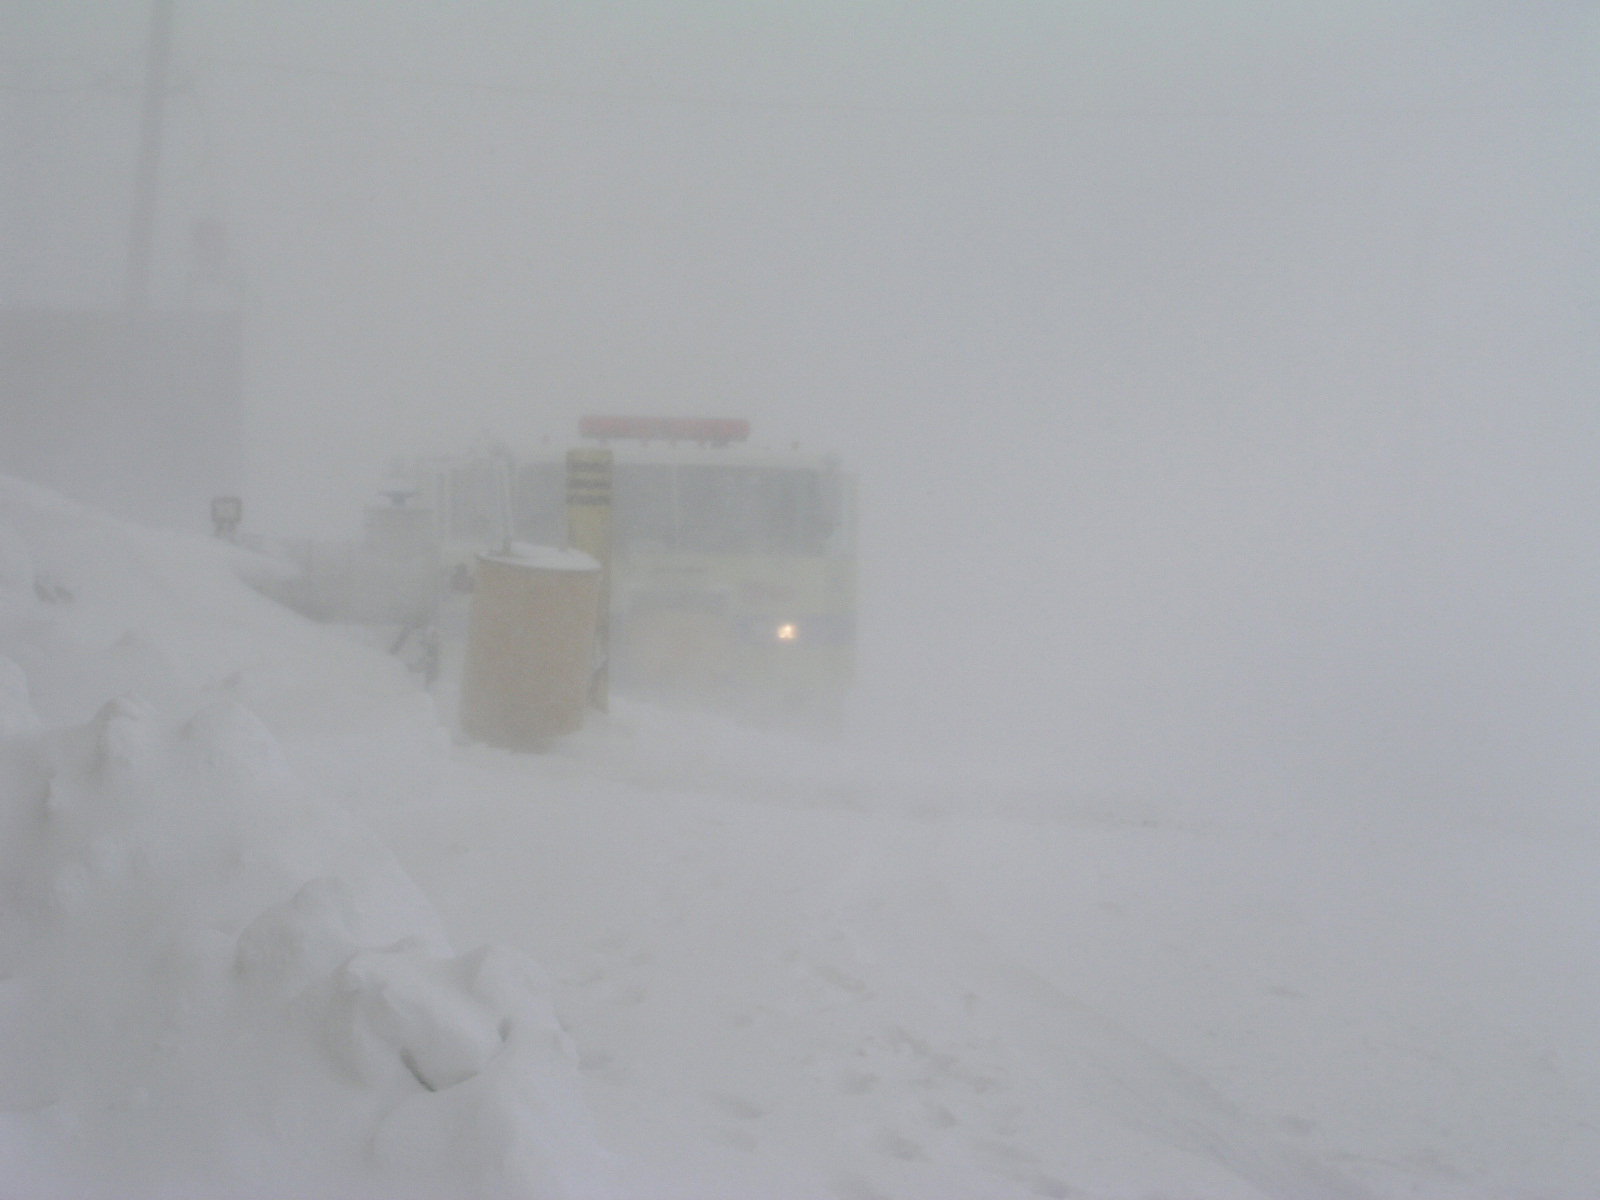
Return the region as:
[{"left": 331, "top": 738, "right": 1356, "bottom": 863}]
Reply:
[{"left": 0, "top": 478, "right": 606, "bottom": 1198}]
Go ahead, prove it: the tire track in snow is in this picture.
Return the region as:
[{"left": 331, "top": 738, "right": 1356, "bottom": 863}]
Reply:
[{"left": 882, "top": 877, "right": 1375, "bottom": 1200}]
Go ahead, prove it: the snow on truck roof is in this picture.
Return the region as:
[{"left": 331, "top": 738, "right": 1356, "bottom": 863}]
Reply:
[
  {"left": 569, "top": 443, "right": 844, "bottom": 471},
  {"left": 578, "top": 415, "right": 748, "bottom": 444},
  {"left": 408, "top": 420, "right": 847, "bottom": 474}
]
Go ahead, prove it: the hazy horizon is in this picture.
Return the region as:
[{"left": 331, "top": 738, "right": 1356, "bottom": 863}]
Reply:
[{"left": 5, "top": 1, "right": 1598, "bottom": 817}]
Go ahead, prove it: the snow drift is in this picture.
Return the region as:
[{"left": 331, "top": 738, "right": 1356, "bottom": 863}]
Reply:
[{"left": 0, "top": 476, "right": 605, "bottom": 1198}]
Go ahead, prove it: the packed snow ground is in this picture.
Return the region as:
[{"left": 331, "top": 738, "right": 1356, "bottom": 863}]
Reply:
[{"left": 1, "top": 474, "right": 1597, "bottom": 1197}]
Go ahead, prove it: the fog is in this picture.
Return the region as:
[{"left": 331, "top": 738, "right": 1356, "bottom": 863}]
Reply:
[{"left": 7, "top": 1, "right": 1599, "bottom": 820}]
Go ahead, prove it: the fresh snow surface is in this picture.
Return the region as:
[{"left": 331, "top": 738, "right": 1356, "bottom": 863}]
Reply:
[{"left": 1, "top": 472, "right": 1598, "bottom": 1198}]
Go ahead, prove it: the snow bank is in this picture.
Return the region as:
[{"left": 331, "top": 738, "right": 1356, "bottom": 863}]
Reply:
[{"left": 0, "top": 476, "right": 605, "bottom": 1198}]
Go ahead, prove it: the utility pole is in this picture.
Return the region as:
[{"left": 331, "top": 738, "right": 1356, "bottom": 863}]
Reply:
[{"left": 126, "top": 0, "right": 174, "bottom": 313}]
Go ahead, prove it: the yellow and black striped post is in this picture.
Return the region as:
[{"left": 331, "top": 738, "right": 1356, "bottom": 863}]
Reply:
[{"left": 566, "top": 447, "right": 613, "bottom": 711}]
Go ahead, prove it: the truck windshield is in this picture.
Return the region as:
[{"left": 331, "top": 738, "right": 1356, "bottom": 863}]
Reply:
[
  {"left": 613, "top": 465, "right": 840, "bottom": 555},
  {"left": 507, "top": 460, "right": 848, "bottom": 555}
]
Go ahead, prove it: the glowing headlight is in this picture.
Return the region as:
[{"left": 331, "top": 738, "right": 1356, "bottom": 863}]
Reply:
[{"left": 775, "top": 622, "right": 799, "bottom": 642}]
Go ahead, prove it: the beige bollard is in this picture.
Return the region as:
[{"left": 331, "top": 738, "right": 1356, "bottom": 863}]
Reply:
[{"left": 459, "top": 545, "right": 600, "bottom": 750}]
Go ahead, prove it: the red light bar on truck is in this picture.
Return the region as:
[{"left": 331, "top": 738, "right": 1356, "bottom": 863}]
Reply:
[{"left": 579, "top": 416, "right": 750, "bottom": 446}]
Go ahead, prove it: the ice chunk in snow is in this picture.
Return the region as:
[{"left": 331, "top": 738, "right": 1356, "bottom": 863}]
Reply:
[
  {"left": 366, "top": 944, "right": 603, "bottom": 1200},
  {"left": 327, "top": 940, "right": 510, "bottom": 1091},
  {"left": 235, "top": 876, "right": 365, "bottom": 999}
]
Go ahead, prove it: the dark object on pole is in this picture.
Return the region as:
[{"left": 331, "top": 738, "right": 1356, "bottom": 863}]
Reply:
[
  {"left": 210, "top": 495, "right": 242, "bottom": 539},
  {"left": 126, "top": 0, "right": 175, "bottom": 313}
]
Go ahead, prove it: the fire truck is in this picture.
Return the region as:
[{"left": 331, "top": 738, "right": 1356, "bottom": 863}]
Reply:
[{"left": 410, "top": 417, "right": 856, "bottom": 720}]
